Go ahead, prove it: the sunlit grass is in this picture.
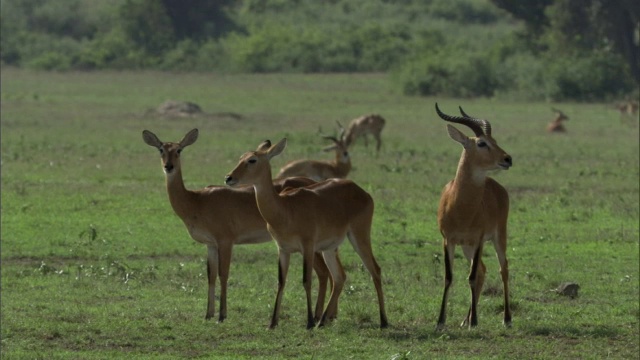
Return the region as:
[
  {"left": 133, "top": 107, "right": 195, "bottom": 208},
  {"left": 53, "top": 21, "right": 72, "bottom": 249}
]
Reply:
[{"left": 1, "top": 68, "right": 638, "bottom": 359}]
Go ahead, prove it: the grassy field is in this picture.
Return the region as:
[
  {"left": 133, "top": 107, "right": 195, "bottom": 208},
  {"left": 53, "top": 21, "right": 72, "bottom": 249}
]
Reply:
[{"left": 1, "top": 67, "right": 638, "bottom": 359}]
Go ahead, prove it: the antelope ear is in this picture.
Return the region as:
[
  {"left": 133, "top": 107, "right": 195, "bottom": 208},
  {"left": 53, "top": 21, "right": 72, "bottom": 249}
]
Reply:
[
  {"left": 267, "top": 138, "right": 287, "bottom": 159},
  {"left": 180, "top": 128, "right": 199, "bottom": 148},
  {"left": 142, "top": 130, "right": 162, "bottom": 148},
  {"left": 256, "top": 140, "right": 271, "bottom": 151},
  {"left": 446, "top": 125, "right": 470, "bottom": 148}
]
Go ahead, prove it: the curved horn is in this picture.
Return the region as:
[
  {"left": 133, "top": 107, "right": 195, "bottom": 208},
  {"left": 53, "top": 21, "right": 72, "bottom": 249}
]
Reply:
[
  {"left": 435, "top": 103, "right": 485, "bottom": 137},
  {"left": 458, "top": 106, "right": 492, "bottom": 136}
]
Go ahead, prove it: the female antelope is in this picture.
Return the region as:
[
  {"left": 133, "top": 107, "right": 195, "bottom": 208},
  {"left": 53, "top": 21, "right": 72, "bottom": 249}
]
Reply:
[
  {"left": 142, "top": 129, "right": 333, "bottom": 322},
  {"left": 225, "top": 138, "right": 388, "bottom": 329}
]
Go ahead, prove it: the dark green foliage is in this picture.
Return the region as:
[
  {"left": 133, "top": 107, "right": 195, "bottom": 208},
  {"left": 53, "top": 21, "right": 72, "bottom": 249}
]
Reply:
[
  {"left": 119, "top": 0, "right": 175, "bottom": 57},
  {"left": 224, "top": 21, "right": 417, "bottom": 73},
  {"left": 393, "top": 47, "right": 497, "bottom": 98},
  {"left": 544, "top": 51, "right": 635, "bottom": 102},
  {"left": 0, "top": 0, "right": 636, "bottom": 101}
]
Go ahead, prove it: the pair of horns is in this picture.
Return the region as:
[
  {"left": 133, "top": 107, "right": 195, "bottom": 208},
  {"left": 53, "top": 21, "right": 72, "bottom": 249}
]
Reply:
[
  {"left": 323, "top": 121, "right": 345, "bottom": 143},
  {"left": 435, "top": 103, "right": 492, "bottom": 137}
]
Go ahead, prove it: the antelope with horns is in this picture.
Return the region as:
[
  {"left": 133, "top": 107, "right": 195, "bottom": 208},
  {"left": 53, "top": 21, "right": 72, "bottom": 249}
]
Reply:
[
  {"left": 434, "top": 104, "right": 513, "bottom": 330},
  {"left": 225, "top": 138, "right": 388, "bottom": 329},
  {"left": 546, "top": 107, "right": 569, "bottom": 133},
  {"left": 143, "top": 129, "right": 334, "bottom": 323},
  {"left": 276, "top": 122, "right": 351, "bottom": 181},
  {"left": 344, "top": 114, "right": 386, "bottom": 153}
]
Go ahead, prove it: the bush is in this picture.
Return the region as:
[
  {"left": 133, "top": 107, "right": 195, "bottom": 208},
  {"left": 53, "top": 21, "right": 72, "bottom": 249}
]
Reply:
[
  {"left": 393, "top": 47, "right": 497, "bottom": 98},
  {"left": 18, "top": 33, "right": 83, "bottom": 71},
  {"left": 543, "top": 52, "right": 635, "bottom": 102},
  {"left": 493, "top": 52, "right": 548, "bottom": 101},
  {"left": 75, "top": 28, "right": 131, "bottom": 69},
  {"left": 429, "top": 0, "right": 501, "bottom": 24}
]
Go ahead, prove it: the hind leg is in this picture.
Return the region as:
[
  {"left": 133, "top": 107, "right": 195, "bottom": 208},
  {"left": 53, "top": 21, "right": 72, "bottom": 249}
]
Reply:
[
  {"left": 461, "top": 244, "right": 485, "bottom": 328},
  {"left": 347, "top": 231, "right": 388, "bottom": 328},
  {"left": 319, "top": 248, "right": 345, "bottom": 326}
]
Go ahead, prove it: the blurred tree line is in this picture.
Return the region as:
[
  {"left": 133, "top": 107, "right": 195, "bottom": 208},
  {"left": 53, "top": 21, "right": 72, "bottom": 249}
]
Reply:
[{"left": 1, "top": 0, "right": 637, "bottom": 101}]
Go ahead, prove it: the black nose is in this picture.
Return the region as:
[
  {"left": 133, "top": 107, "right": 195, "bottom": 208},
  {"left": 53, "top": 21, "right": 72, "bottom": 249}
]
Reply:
[
  {"left": 505, "top": 156, "right": 512, "bottom": 166},
  {"left": 224, "top": 175, "right": 232, "bottom": 184},
  {"left": 164, "top": 164, "right": 174, "bottom": 172}
]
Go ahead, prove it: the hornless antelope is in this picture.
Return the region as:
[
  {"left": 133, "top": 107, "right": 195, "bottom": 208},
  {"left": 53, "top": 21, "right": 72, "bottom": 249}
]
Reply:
[
  {"left": 616, "top": 100, "right": 639, "bottom": 116},
  {"left": 434, "top": 104, "right": 513, "bottom": 330},
  {"left": 546, "top": 108, "right": 569, "bottom": 133},
  {"left": 142, "top": 129, "right": 334, "bottom": 323},
  {"left": 275, "top": 123, "right": 351, "bottom": 181},
  {"left": 225, "top": 138, "right": 388, "bottom": 329},
  {"left": 344, "top": 114, "right": 386, "bottom": 153}
]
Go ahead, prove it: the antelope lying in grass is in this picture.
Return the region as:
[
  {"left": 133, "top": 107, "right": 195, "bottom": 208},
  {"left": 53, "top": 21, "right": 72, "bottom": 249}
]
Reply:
[
  {"left": 225, "top": 138, "right": 388, "bottom": 329},
  {"left": 344, "top": 114, "right": 386, "bottom": 153},
  {"left": 276, "top": 122, "right": 351, "bottom": 181},
  {"left": 143, "top": 129, "right": 334, "bottom": 322},
  {"left": 546, "top": 108, "right": 569, "bottom": 133},
  {"left": 434, "top": 104, "right": 513, "bottom": 330}
]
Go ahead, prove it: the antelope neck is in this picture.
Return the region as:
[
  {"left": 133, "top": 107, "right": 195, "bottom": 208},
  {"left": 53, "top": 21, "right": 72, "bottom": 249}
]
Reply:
[
  {"left": 165, "top": 167, "right": 194, "bottom": 217},
  {"left": 450, "top": 152, "right": 487, "bottom": 205},
  {"left": 251, "top": 168, "right": 286, "bottom": 226}
]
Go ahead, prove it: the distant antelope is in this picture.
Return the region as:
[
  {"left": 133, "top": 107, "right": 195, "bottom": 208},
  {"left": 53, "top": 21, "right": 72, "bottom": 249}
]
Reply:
[
  {"left": 344, "top": 114, "right": 386, "bottom": 153},
  {"left": 546, "top": 108, "right": 569, "bottom": 133},
  {"left": 225, "top": 138, "right": 388, "bottom": 329},
  {"left": 616, "top": 100, "right": 639, "bottom": 116},
  {"left": 276, "top": 122, "right": 351, "bottom": 181},
  {"left": 434, "top": 104, "right": 513, "bottom": 330},
  {"left": 143, "top": 129, "right": 334, "bottom": 323}
]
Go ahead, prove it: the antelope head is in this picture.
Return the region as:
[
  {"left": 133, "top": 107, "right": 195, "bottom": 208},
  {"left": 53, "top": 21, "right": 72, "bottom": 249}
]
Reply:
[
  {"left": 551, "top": 107, "right": 569, "bottom": 122},
  {"left": 322, "top": 121, "right": 349, "bottom": 163},
  {"left": 143, "top": 129, "right": 199, "bottom": 176},
  {"left": 225, "top": 139, "right": 286, "bottom": 187},
  {"left": 435, "top": 103, "right": 512, "bottom": 174}
]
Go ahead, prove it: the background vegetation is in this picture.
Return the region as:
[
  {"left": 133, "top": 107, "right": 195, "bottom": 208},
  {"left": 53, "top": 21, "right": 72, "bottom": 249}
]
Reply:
[
  {"left": 1, "top": 0, "right": 638, "bottom": 101},
  {"left": 1, "top": 68, "right": 638, "bottom": 359}
]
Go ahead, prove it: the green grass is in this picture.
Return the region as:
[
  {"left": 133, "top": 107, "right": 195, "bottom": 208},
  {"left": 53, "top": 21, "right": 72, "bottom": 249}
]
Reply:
[{"left": 1, "top": 67, "right": 638, "bottom": 359}]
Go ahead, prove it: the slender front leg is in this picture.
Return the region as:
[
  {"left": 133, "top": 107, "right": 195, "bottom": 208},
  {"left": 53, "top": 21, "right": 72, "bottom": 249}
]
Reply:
[
  {"left": 270, "top": 250, "right": 290, "bottom": 329},
  {"left": 217, "top": 243, "right": 233, "bottom": 323},
  {"left": 374, "top": 134, "right": 382, "bottom": 153},
  {"left": 205, "top": 245, "right": 219, "bottom": 320},
  {"left": 437, "top": 242, "right": 455, "bottom": 331},
  {"left": 302, "top": 246, "right": 315, "bottom": 329}
]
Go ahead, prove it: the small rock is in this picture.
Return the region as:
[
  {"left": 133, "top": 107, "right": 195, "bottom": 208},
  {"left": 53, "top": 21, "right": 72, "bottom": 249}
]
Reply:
[
  {"left": 156, "top": 100, "right": 203, "bottom": 117},
  {"left": 553, "top": 282, "right": 580, "bottom": 298}
]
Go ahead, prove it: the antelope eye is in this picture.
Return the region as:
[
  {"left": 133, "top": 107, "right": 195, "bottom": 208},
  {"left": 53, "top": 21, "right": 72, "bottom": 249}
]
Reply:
[
  {"left": 177, "top": 148, "right": 182, "bottom": 154},
  {"left": 477, "top": 141, "right": 488, "bottom": 148},
  {"left": 248, "top": 158, "right": 257, "bottom": 164}
]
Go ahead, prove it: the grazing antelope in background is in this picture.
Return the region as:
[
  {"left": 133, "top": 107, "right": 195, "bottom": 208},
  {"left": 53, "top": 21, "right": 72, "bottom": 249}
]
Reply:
[
  {"left": 276, "top": 122, "right": 351, "bottom": 181},
  {"left": 344, "top": 114, "right": 386, "bottom": 153},
  {"left": 225, "top": 138, "right": 388, "bottom": 329},
  {"left": 142, "top": 129, "right": 334, "bottom": 323},
  {"left": 546, "top": 108, "right": 569, "bottom": 133},
  {"left": 616, "top": 100, "right": 639, "bottom": 116},
  {"left": 434, "top": 104, "right": 513, "bottom": 330}
]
